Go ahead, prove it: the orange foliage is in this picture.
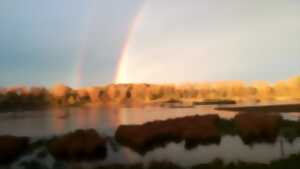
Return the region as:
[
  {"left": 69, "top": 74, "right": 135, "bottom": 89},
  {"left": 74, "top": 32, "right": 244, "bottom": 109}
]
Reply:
[
  {"left": 1, "top": 76, "right": 300, "bottom": 108},
  {"left": 51, "top": 84, "right": 71, "bottom": 98}
]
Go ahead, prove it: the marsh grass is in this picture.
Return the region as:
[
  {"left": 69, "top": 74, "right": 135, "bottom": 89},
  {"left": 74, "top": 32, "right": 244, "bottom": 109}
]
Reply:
[
  {"left": 279, "top": 120, "right": 300, "bottom": 142},
  {"left": 0, "top": 135, "right": 30, "bottom": 164},
  {"left": 48, "top": 129, "right": 107, "bottom": 161},
  {"left": 116, "top": 115, "right": 220, "bottom": 154},
  {"left": 95, "top": 155, "right": 300, "bottom": 169},
  {"left": 3, "top": 114, "right": 300, "bottom": 166},
  {"left": 234, "top": 113, "right": 281, "bottom": 144}
]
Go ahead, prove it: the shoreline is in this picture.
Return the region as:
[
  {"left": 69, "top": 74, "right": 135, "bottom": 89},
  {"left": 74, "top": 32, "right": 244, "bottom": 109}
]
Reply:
[{"left": 216, "top": 102, "right": 300, "bottom": 113}]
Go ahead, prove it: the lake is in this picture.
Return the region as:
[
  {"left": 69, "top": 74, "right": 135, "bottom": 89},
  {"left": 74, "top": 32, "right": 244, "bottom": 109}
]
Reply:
[{"left": 1, "top": 105, "right": 300, "bottom": 168}]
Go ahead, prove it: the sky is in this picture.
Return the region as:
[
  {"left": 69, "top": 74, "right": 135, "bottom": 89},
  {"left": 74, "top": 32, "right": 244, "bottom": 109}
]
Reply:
[{"left": 0, "top": 0, "right": 300, "bottom": 87}]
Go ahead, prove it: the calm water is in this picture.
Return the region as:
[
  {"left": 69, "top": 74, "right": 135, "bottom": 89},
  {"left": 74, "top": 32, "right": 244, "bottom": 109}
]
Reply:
[
  {"left": 1, "top": 105, "right": 300, "bottom": 168},
  {"left": 0, "top": 106, "right": 239, "bottom": 138}
]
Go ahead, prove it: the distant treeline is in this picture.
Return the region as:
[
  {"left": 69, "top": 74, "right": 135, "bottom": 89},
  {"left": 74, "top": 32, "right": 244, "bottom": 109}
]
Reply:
[{"left": 0, "top": 76, "right": 300, "bottom": 110}]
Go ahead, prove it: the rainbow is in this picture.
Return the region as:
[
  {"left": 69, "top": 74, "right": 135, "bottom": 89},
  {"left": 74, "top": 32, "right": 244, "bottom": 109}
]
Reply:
[
  {"left": 75, "top": 52, "right": 85, "bottom": 88},
  {"left": 73, "top": 0, "right": 100, "bottom": 88},
  {"left": 114, "top": 1, "right": 147, "bottom": 84},
  {"left": 74, "top": 1, "right": 147, "bottom": 87},
  {"left": 71, "top": 1, "right": 147, "bottom": 161}
]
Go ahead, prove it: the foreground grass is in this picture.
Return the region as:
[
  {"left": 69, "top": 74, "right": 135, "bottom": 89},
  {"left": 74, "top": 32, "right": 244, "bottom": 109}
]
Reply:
[
  {"left": 10, "top": 156, "right": 300, "bottom": 169},
  {"left": 95, "top": 154, "right": 300, "bottom": 169}
]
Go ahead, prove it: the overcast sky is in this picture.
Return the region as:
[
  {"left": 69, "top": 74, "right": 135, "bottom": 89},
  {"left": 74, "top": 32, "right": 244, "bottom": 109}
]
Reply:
[
  {"left": 0, "top": 0, "right": 141, "bottom": 87},
  {"left": 1, "top": 0, "right": 300, "bottom": 87},
  {"left": 118, "top": 0, "right": 300, "bottom": 84}
]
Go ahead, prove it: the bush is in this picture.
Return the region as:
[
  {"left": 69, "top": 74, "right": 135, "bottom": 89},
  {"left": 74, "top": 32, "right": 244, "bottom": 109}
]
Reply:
[
  {"left": 0, "top": 135, "right": 29, "bottom": 164},
  {"left": 48, "top": 129, "right": 107, "bottom": 161},
  {"left": 235, "top": 113, "right": 281, "bottom": 144}
]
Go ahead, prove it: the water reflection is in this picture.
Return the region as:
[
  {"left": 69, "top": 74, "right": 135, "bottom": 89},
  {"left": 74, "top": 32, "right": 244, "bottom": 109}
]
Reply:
[
  {"left": 51, "top": 109, "right": 67, "bottom": 134},
  {"left": 7, "top": 135, "right": 300, "bottom": 169},
  {"left": 0, "top": 106, "right": 238, "bottom": 137},
  {"left": 282, "top": 112, "right": 300, "bottom": 121},
  {"left": 102, "top": 136, "right": 300, "bottom": 166},
  {"left": 1, "top": 106, "right": 300, "bottom": 167},
  {"left": 0, "top": 106, "right": 299, "bottom": 138}
]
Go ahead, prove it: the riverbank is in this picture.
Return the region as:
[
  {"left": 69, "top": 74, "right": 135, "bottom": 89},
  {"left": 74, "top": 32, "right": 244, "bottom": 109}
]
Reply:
[{"left": 216, "top": 102, "right": 300, "bottom": 113}]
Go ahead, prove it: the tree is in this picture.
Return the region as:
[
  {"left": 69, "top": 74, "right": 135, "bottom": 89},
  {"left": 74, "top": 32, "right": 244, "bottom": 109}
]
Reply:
[{"left": 51, "top": 84, "right": 72, "bottom": 105}]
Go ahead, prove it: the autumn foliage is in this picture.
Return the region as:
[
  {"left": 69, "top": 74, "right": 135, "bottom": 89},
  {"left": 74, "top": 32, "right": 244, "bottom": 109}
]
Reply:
[{"left": 0, "top": 76, "right": 299, "bottom": 109}]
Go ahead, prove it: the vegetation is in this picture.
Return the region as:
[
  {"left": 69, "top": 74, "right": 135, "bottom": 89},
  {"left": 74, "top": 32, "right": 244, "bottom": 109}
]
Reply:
[
  {"left": 0, "top": 86, "right": 51, "bottom": 111},
  {"left": 1, "top": 114, "right": 300, "bottom": 166},
  {"left": 95, "top": 154, "right": 300, "bottom": 169},
  {"left": 116, "top": 113, "right": 300, "bottom": 154},
  {"left": 11, "top": 157, "right": 300, "bottom": 169},
  {"left": 48, "top": 129, "right": 107, "bottom": 161},
  {"left": 116, "top": 115, "right": 220, "bottom": 154},
  {"left": 0, "top": 76, "right": 300, "bottom": 111},
  {"left": 0, "top": 135, "right": 29, "bottom": 164},
  {"left": 235, "top": 113, "right": 281, "bottom": 144}
]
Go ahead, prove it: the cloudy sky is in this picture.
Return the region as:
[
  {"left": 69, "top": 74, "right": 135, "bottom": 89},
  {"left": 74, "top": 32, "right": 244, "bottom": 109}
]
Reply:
[{"left": 1, "top": 0, "right": 300, "bottom": 87}]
